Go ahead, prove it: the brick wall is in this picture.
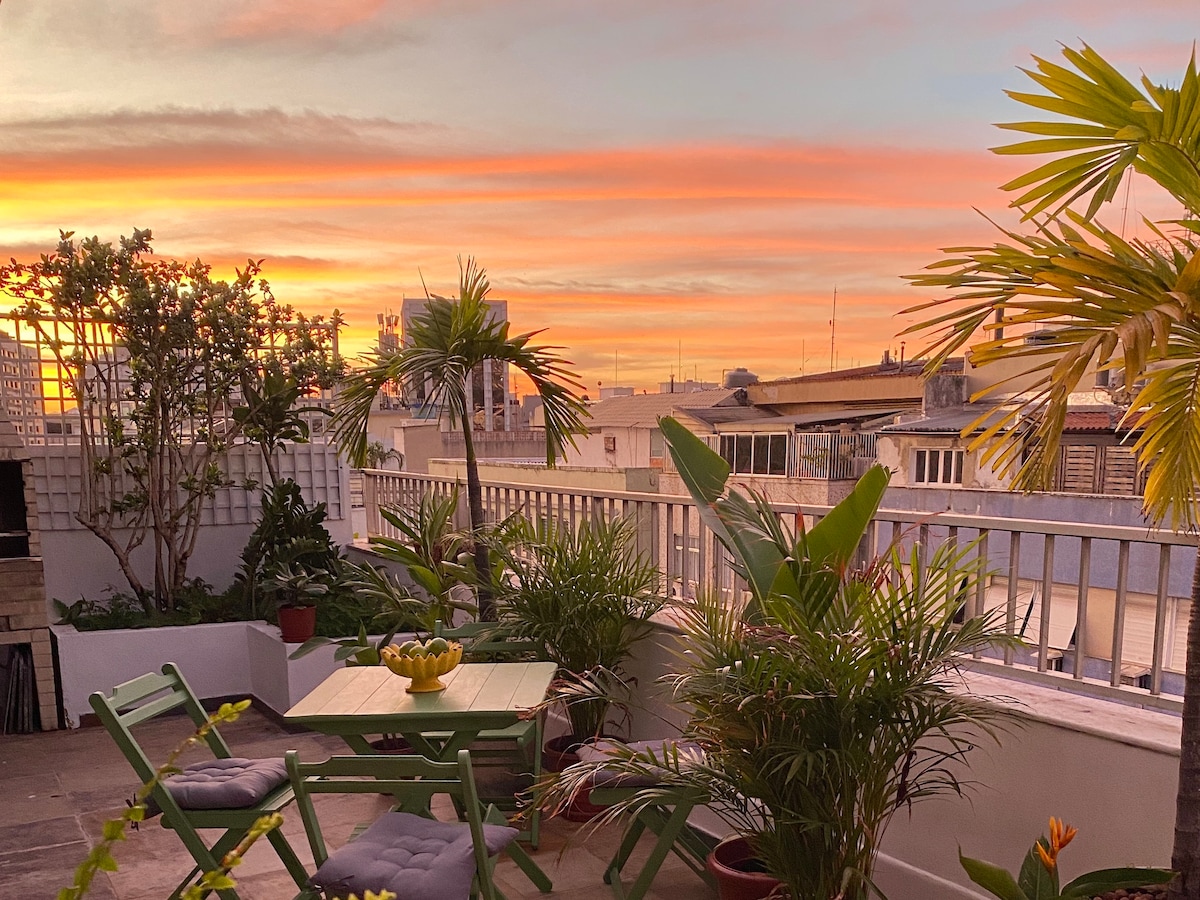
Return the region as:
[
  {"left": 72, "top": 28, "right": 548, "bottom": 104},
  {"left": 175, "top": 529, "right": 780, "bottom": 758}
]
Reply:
[{"left": 0, "top": 419, "right": 56, "bottom": 731}]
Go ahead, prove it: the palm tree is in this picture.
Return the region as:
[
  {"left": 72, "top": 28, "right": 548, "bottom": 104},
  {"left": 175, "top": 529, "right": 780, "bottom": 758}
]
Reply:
[
  {"left": 334, "top": 257, "right": 589, "bottom": 612},
  {"left": 904, "top": 44, "right": 1200, "bottom": 900}
]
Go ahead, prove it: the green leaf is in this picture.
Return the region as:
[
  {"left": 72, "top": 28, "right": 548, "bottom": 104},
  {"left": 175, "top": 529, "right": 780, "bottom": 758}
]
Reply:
[
  {"left": 1061, "top": 867, "right": 1174, "bottom": 898},
  {"left": 659, "top": 416, "right": 729, "bottom": 504},
  {"left": 960, "top": 851, "right": 1030, "bottom": 900},
  {"left": 1017, "top": 842, "right": 1059, "bottom": 900},
  {"left": 806, "top": 464, "right": 889, "bottom": 572}
]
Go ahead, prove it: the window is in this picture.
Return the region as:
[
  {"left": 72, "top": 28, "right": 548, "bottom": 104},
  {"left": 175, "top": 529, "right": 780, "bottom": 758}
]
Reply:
[
  {"left": 718, "top": 432, "right": 790, "bottom": 476},
  {"left": 914, "top": 448, "right": 964, "bottom": 485}
]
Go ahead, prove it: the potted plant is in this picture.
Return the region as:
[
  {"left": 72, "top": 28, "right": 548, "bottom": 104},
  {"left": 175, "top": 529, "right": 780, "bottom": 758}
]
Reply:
[
  {"left": 487, "top": 514, "right": 663, "bottom": 815},
  {"left": 237, "top": 479, "right": 344, "bottom": 621},
  {"left": 539, "top": 417, "right": 1020, "bottom": 899},
  {"left": 288, "top": 560, "right": 435, "bottom": 665},
  {"left": 262, "top": 562, "right": 329, "bottom": 643}
]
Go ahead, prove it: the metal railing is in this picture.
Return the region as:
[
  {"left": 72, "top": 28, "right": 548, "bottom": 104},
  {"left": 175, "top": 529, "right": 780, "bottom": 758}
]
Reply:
[{"left": 360, "top": 468, "right": 1198, "bottom": 711}]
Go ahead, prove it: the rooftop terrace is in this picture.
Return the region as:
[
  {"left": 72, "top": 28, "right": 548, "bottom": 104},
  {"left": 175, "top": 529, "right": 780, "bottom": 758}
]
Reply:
[{"left": 0, "top": 706, "right": 706, "bottom": 900}]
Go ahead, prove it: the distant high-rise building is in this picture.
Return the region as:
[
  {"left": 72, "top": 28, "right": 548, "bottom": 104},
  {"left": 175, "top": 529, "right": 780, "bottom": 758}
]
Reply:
[
  {"left": 0, "top": 330, "right": 44, "bottom": 442},
  {"left": 375, "top": 312, "right": 402, "bottom": 409},
  {"left": 400, "top": 297, "right": 513, "bottom": 432}
]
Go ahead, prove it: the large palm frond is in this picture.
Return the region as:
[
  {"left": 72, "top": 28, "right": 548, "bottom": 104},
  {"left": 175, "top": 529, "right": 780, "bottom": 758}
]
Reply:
[
  {"left": 905, "top": 212, "right": 1200, "bottom": 529},
  {"left": 993, "top": 44, "right": 1200, "bottom": 221},
  {"left": 333, "top": 258, "right": 589, "bottom": 465}
]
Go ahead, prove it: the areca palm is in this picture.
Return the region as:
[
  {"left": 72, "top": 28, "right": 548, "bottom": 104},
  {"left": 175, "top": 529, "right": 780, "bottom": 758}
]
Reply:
[
  {"left": 904, "top": 44, "right": 1200, "bottom": 900},
  {"left": 334, "top": 258, "right": 589, "bottom": 610}
]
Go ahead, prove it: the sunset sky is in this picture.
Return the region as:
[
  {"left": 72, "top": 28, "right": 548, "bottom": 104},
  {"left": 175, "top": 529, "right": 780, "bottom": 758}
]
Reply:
[{"left": 2, "top": 2, "right": 1197, "bottom": 394}]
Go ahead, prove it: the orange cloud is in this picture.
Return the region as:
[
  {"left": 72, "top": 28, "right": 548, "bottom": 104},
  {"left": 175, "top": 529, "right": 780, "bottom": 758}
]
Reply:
[{"left": 0, "top": 108, "right": 1116, "bottom": 391}]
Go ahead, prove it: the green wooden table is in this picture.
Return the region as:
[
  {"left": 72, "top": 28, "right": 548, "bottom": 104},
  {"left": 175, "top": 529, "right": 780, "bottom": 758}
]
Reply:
[
  {"left": 284, "top": 661, "right": 558, "bottom": 761},
  {"left": 285, "top": 661, "right": 559, "bottom": 894}
]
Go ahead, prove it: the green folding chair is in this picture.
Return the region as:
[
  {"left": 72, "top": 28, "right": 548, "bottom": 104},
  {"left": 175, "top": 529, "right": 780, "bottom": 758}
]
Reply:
[
  {"left": 285, "top": 749, "right": 536, "bottom": 900},
  {"left": 579, "top": 740, "right": 717, "bottom": 900},
  {"left": 89, "top": 663, "right": 308, "bottom": 900},
  {"left": 428, "top": 619, "right": 547, "bottom": 847}
]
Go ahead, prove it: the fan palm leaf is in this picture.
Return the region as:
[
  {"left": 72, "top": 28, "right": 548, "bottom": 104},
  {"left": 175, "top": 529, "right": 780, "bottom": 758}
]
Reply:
[
  {"left": 906, "top": 43, "right": 1200, "bottom": 900},
  {"left": 991, "top": 44, "right": 1200, "bottom": 220}
]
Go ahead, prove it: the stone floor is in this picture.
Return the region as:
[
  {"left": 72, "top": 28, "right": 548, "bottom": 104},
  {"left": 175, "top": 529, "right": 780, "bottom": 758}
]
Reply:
[{"left": 0, "top": 707, "right": 717, "bottom": 900}]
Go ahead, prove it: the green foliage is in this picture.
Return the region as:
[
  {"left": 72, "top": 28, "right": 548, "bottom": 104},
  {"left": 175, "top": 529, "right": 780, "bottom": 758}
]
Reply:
[
  {"left": 988, "top": 44, "right": 1200, "bottom": 223},
  {"left": 53, "top": 580, "right": 245, "bottom": 631},
  {"left": 903, "top": 45, "right": 1200, "bottom": 531},
  {"left": 0, "top": 229, "right": 341, "bottom": 611},
  {"left": 539, "top": 423, "right": 1019, "bottom": 900},
  {"left": 900, "top": 46, "right": 1200, "bottom": 898},
  {"left": 290, "top": 563, "right": 430, "bottom": 662},
  {"left": 363, "top": 440, "right": 404, "bottom": 470},
  {"left": 368, "top": 487, "right": 478, "bottom": 629},
  {"left": 333, "top": 258, "right": 590, "bottom": 613},
  {"left": 334, "top": 258, "right": 588, "bottom": 468},
  {"left": 961, "top": 818, "right": 1172, "bottom": 900},
  {"left": 233, "top": 365, "right": 332, "bottom": 486},
  {"left": 237, "top": 479, "right": 342, "bottom": 616},
  {"left": 489, "top": 515, "right": 663, "bottom": 740}
]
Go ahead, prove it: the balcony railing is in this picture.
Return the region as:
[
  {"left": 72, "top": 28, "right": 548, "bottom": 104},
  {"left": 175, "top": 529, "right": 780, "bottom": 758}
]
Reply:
[{"left": 360, "top": 468, "right": 1198, "bottom": 711}]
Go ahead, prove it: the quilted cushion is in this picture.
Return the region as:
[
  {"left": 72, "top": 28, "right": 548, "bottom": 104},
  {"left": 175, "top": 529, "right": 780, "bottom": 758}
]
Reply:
[
  {"left": 577, "top": 738, "right": 704, "bottom": 788},
  {"left": 147, "top": 757, "right": 288, "bottom": 815},
  {"left": 311, "top": 811, "right": 518, "bottom": 900}
]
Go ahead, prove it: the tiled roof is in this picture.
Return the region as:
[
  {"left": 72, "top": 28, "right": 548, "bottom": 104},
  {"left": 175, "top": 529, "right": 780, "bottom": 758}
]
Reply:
[
  {"left": 585, "top": 389, "right": 744, "bottom": 428},
  {"left": 1063, "top": 408, "right": 1133, "bottom": 431},
  {"left": 758, "top": 357, "right": 962, "bottom": 387},
  {"left": 882, "top": 404, "right": 1135, "bottom": 435}
]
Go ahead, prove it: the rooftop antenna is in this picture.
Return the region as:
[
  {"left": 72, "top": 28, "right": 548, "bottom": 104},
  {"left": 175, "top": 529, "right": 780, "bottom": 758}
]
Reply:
[{"left": 830, "top": 286, "right": 837, "bottom": 372}]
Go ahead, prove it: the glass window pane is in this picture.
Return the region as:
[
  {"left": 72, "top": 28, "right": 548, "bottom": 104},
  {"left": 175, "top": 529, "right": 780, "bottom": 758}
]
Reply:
[
  {"left": 720, "top": 435, "right": 735, "bottom": 467},
  {"left": 915, "top": 450, "right": 927, "bottom": 482},
  {"left": 953, "top": 450, "right": 964, "bottom": 484},
  {"left": 734, "top": 435, "right": 752, "bottom": 473},
  {"left": 943, "top": 450, "right": 954, "bottom": 483},
  {"left": 753, "top": 435, "right": 770, "bottom": 474},
  {"left": 768, "top": 434, "right": 788, "bottom": 476}
]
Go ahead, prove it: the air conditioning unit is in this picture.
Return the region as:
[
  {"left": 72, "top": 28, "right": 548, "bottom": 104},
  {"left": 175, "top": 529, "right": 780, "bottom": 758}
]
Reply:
[{"left": 604, "top": 435, "right": 617, "bottom": 452}]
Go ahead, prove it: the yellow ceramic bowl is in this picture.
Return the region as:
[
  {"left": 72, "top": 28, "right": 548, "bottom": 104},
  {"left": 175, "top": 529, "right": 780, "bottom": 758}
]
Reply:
[{"left": 383, "top": 643, "right": 463, "bottom": 693}]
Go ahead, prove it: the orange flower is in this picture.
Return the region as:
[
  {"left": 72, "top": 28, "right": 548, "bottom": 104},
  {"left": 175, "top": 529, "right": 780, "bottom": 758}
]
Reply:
[
  {"left": 1049, "top": 817, "right": 1077, "bottom": 853},
  {"left": 1036, "top": 840, "right": 1056, "bottom": 873},
  {"left": 1037, "top": 817, "right": 1078, "bottom": 873}
]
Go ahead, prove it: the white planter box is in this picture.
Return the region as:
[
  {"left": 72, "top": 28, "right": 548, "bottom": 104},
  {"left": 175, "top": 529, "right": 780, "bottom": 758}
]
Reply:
[{"left": 52, "top": 620, "right": 347, "bottom": 726}]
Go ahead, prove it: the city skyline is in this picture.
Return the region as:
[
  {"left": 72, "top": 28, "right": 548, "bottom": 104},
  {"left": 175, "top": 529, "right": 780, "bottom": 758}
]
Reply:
[{"left": 2, "top": 1, "right": 1196, "bottom": 393}]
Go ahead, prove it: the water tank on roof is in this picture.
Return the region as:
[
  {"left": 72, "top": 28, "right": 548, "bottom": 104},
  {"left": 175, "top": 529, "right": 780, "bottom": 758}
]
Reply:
[{"left": 724, "top": 367, "right": 758, "bottom": 389}]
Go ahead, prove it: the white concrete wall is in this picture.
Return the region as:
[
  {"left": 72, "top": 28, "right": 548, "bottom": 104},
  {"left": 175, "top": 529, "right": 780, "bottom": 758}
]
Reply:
[
  {"left": 53, "top": 621, "right": 348, "bottom": 726},
  {"left": 41, "top": 524, "right": 254, "bottom": 610},
  {"left": 31, "top": 440, "right": 352, "bottom": 612},
  {"left": 569, "top": 426, "right": 658, "bottom": 470}
]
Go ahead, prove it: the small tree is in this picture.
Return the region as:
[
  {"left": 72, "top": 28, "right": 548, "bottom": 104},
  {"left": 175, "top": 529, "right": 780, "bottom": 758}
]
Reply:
[
  {"left": 334, "top": 257, "right": 589, "bottom": 614},
  {"left": 0, "top": 229, "right": 341, "bottom": 612}
]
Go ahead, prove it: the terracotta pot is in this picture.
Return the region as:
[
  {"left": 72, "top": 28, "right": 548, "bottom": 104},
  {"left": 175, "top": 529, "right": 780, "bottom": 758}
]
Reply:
[
  {"left": 277, "top": 605, "right": 317, "bottom": 643},
  {"left": 543, "top": 734, "right": 610, "bottom": 822},
  {"left": 706, "top": 836, "right": 785, "bottom": 900}
]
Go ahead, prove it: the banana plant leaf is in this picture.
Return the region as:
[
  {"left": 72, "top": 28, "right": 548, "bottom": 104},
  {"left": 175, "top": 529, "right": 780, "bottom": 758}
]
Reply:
[{"left": 659, "top": 415, "right": 889, "bottom": 624}]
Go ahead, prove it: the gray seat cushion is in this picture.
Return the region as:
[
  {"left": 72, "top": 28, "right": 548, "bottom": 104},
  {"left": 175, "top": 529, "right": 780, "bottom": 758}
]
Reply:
[
  {"left": 147, "top": 757, "right": 288, "bottom": 814},
  {"left": 311, "top": 811, "right": 518, "bottom": 900},
  {"left": 576, "top": 738, "right": 704, "bottom": 788}
]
